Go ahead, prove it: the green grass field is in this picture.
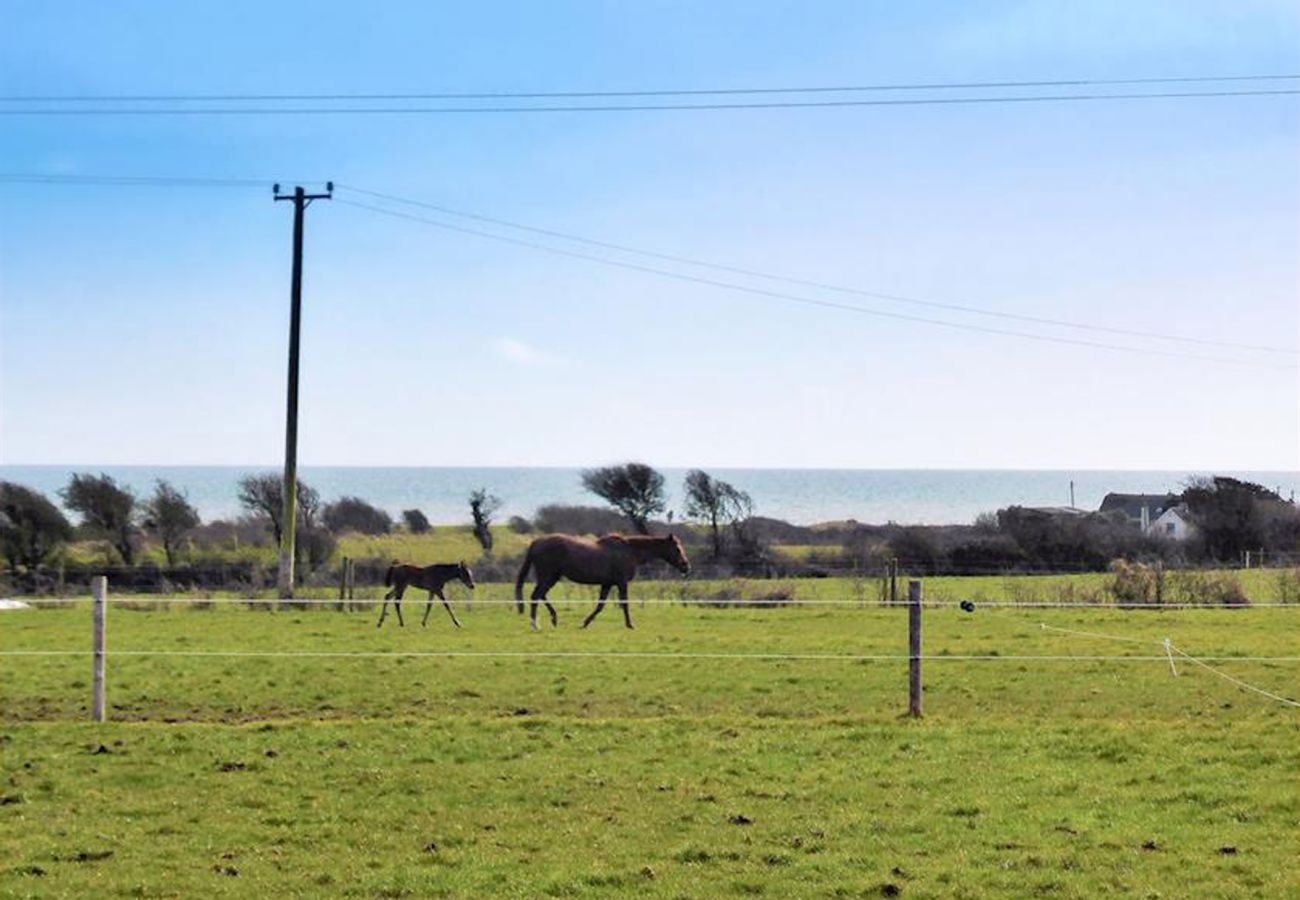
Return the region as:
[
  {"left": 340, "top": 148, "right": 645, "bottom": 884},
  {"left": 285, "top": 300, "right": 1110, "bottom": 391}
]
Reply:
[{"left": 2, "top": 588, "right": 1298, "bottom": 897}]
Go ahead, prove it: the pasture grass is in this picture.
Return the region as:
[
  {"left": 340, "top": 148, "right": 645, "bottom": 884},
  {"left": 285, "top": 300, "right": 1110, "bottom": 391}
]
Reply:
[{"left": 2, "top": 599, "right": 1297, "bottom": 897}]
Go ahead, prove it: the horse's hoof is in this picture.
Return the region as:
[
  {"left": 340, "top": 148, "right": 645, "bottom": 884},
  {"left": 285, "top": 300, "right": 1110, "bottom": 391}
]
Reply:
[
  {"left": 625, "top": 624, "right": 635, "bottom": 630},
  {"left": 530, "top": 621, "right": 540, "bottom": 632}
]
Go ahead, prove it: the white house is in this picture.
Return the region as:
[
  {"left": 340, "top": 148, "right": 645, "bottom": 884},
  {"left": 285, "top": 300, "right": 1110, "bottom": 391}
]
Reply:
[{"left": 1146, "top": 505, "right": 1196, "bottom": 541}]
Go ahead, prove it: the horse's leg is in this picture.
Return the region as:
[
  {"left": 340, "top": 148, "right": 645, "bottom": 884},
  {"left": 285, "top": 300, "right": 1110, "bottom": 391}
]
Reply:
[
  {"left": 438, "top": 588, "right": 462, "bottom": 628},
  {"left": 530, "top": 575, "right": 559, "bottom": 631},
  {"left": 617, "top": 582, "right": 634, "bottom": 629},
  {"left": 394, "top": 584, "right": 405, "bottom": 627},
  {"left": 582, "top": 584, "right": 612, "bottom": 629},
  {"left": 543, "top": 598, "right": 559, "bottom": 628}
]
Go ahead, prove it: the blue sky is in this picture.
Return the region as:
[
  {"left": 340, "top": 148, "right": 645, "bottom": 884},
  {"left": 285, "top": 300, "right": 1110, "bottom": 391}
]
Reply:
[{"left": 1, "top": 1, "right": 1297, "bottom": 470}]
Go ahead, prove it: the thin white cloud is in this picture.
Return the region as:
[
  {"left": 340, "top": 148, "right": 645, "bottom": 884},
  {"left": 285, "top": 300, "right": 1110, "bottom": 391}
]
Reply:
[{"left": 492, "top": 337, "right": 555, "bottom": 365}]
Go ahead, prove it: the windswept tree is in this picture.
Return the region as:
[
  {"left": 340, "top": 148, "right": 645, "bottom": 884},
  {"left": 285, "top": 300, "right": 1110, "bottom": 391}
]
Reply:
[
  {"left": 143, "top": 480, "right": 200, "bottom": 566},
  {"left": 581, "top": 463, "right": 666, "bottom": 534},
  {"left": 402, "top": 508, "right": 431, "bottom": 534},
  {"left": 1182, "top": 476, "right": 1295, "bottom": 561},
  {"left": 468, "top": 488, "right": 502, "bottom": 553},
  {"left": 683, "top": 469, "right": 753, "bottom": 559},
  {"left": 61, "top": 473, "right": 139, "bottom": 565},
  {"left": 0, "top": 482, "right": 73, "bottom": 570},
  {"left": 323, "top": 496, "right": 392, "bottom": 535},
  {"left": 236, "top": 473, "right": 320, "bottom": 545}
]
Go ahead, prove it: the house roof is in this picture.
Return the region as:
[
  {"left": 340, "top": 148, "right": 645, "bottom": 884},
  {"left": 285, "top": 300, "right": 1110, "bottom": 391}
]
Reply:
[
  {"left": 1099, "top": 492, "right": 1177, "bottom": 521},
  {"left": 1024, "top": 506, "right": 1088, "bottom": 517},
  {"left": 1151, "top": 504, "right": 1194, "bottom": 524}
]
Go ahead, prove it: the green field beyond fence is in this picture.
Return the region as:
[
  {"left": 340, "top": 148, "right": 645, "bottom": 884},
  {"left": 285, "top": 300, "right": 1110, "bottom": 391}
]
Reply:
[{"left": 2, "top": 584, "right": 1297, "bottom": 897}]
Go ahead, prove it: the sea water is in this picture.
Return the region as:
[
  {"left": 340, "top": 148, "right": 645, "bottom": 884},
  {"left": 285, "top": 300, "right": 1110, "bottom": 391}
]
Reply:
[{"left": 3, "top": 466, "right": 1296, "bottom": 527}]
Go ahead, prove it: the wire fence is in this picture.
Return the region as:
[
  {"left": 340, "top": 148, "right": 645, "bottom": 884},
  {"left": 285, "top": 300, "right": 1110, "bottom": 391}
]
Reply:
[
  {"left": 10, "top": 595, "right": 1300, "bottom": 609},
  {"left": 5, "top": 582, "right": 1297, "bottom": 714}
]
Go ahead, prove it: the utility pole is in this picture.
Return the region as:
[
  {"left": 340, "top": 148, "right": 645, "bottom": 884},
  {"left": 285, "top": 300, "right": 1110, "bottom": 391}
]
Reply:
[{"left": 273, "top": 182, "right": 332, "bottom": 599}]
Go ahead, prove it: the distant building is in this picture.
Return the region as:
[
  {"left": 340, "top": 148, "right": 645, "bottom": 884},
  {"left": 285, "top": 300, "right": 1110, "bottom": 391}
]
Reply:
[
  {"left": 1148, "top": 505, "right": 1197, "bottom": 541},
  {"left": 1099, "top": 493, "right": 1178, "bottom": 530}
]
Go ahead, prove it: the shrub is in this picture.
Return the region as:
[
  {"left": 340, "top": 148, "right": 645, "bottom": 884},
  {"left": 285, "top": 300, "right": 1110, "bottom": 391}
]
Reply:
[
  {"left": 402, "top": 509, "right": 431, "bottom": 534},
  {"left": 534, "top": 505, "right": 628, "bottom": 536},
  {"left": 1166, "top": 569, "right": 1250, "bottom": 607},
  {"left": 323, "top": 496, "right": 392, "bottom": 535},
  {"left": 1276, "top": 568, "right": 1300, "bottom": 605},
  {"left": 889, "top": 527, "right": 944, "bottom": 574},
  {"left": 1109, "top": 560, "right": 1158, "bottom": 605},
  {"left": 1, "top": 482, "right": 73, "bottom": 570},
  {"left": 507, "top": 515, "right": 533, "bottom": 534}
]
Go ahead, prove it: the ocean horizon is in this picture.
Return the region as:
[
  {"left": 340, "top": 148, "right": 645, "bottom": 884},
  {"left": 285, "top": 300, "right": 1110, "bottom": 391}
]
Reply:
[{"left": 3, "top": 465, "right": 1296, "bottom": 528}]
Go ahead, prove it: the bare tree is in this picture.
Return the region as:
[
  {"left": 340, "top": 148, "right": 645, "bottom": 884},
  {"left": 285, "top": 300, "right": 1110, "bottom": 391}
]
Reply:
[
  {"left": 683, "top": 469, "right": 753, "bottom": 559},
  {"left": 61, "top": 473, "right": 139, "bottom": 565},
  {"left": 236, "top": 473, "right": 320, "bottom": 545},
  {"left": 469, "top": 488, "right": 502, "bottom": 553},
  {"left": 143, "top": 480, "right": 200, "bottom": 566},
  {"left": 580, "top": 463, "right": 666, "bottom": 534}
]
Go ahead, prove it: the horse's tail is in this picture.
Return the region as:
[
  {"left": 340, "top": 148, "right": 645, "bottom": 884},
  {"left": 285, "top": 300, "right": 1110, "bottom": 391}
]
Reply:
[
  {"left": 513, "top": 548, "right": 534, "bottom": 612},
  {"left": 383, "top": 560, "right": 399, "bottom": 588}
]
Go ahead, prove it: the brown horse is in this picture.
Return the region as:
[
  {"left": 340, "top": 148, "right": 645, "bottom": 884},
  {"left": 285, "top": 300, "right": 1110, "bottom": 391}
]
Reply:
[
  {"left": 378, "top": 561, "right": 475, "bottom": 628},
  {"left": 514, "top": 533, "right": 690, "bottom": 630}
]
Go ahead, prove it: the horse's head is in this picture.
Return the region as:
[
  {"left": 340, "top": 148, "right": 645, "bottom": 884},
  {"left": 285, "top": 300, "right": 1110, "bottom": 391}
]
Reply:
[
  {"left": 663, "top": 534, "right": 691, "bottom": 577},
  {"left": 457, "top": 561, "right": 476, "bottom": 590}
]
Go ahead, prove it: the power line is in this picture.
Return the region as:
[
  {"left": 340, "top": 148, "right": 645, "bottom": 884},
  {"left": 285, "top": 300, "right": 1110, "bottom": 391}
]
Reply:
[
  {"left": 4, "top": 172, "right": 1295, "bottom": 359},
  {"left": 334, "top": 197, "right": 1295, "bottom": 369},
  {"left": 0, "top": 173, "right": 275, "bottom": 187},
  {"left": 338, "top": 185, "right": 1299, "bottom": 357},
  {"left": 2, "top": 88, "right": 1296, "bottom": 115},
  {"left": 4, "top": 74, "right": 1295, "bottom": 103}
]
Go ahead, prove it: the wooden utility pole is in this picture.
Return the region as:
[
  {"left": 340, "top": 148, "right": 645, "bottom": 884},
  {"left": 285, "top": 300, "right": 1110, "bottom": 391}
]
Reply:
[{"left": 273, "top": 183, "right": 332, "bottom": 599}]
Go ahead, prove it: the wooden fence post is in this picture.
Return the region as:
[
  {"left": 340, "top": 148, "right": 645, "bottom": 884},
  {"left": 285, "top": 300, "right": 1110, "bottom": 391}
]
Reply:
[
  {"left": 908, "top": 579, "right": 922, "bottom": 718},
  {"left": 338, "top": 556, "right": 349, "bottom": 608},
  {"left": 890, "top": 558, "right": 899, "bottom": 605},
  {"left": 92, "top": 575, "right": 107, "bottom": 722},
  {"left": 347, "top": 558, "right": 356, "bottom": 601}
]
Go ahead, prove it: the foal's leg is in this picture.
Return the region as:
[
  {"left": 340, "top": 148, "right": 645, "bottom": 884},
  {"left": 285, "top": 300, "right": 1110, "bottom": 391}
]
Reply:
[
  {"left": 437, "top": 588, "right": 462, "bottom": 628},
  {"left": 582, "top": 584, "right": 612, "bottom": 629},
  {"left": 377, "top": 583, "right": 398, "bottom": 627},
  {"left": 617, "top": 582, "right": 634, "bottom": 629},
  {"left": 393, "top": 584, "right": 406, "bottom": 627},
  {"left": 422, "top": 587, "right": 435, "bottom": 627}
]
